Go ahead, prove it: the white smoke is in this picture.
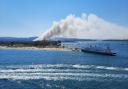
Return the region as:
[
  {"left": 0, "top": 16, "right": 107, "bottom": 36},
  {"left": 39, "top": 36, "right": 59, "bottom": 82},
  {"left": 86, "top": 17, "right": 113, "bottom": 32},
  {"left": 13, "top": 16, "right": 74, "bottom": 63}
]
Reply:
[{"left": 34, "top": 13, "right": 128, "bottom": 41}]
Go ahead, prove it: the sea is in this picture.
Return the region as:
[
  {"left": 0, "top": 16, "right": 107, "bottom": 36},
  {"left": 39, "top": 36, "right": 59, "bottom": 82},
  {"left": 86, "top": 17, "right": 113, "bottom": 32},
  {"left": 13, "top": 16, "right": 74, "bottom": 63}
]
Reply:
[{"left": 0, "top": 41, "right": 128, "bottom": 89}]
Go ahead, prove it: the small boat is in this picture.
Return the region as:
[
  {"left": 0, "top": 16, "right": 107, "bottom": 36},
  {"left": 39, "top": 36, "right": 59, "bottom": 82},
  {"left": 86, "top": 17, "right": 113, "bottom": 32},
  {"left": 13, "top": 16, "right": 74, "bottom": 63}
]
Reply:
[{"left": 81, "top": 46, "right": 116, "bottom": 56}]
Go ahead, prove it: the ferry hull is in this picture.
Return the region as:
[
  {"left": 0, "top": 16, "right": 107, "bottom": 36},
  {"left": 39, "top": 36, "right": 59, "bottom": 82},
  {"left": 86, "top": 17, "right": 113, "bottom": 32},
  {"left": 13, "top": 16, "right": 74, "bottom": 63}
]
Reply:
[{"left": 81, "top": 49, "right": 116, "bottom": 56}]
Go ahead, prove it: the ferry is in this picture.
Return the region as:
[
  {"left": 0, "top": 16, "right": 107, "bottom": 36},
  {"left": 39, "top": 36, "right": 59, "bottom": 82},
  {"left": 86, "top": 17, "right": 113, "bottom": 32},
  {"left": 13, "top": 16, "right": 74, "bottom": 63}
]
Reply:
[{"left": 81, "top": 46, "right": 116, "bottom": 56}]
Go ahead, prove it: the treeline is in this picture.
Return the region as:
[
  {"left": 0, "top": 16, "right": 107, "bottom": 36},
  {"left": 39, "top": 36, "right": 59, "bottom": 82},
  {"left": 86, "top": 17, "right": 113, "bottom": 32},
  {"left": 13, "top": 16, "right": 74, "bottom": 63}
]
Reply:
[{"left": 0, "top": 40, "right": 61, "bottom": 48}]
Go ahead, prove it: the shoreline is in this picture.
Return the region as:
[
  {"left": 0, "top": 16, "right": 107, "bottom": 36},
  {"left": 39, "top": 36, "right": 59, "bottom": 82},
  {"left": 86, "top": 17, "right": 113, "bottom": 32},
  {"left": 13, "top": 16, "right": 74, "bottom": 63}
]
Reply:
[{"left": 0, "top": 46, "right": 72, "bottom": 51}]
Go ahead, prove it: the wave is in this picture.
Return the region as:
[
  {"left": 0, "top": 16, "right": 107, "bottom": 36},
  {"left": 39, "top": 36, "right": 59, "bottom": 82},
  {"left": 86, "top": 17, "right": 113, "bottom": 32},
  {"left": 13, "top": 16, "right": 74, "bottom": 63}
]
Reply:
[
  {"left": 0, "top": 72, "right": 128, "bottom": 80},
  {"left": 0, "top": 64, "right": 128, "bottom": 80}
]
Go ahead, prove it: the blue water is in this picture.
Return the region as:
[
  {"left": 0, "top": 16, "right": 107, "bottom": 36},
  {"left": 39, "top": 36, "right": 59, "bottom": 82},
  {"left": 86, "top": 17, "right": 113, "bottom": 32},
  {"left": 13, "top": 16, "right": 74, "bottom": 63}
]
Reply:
[{"left": 0, "top": 41, "right": 128, "bottom": 89}]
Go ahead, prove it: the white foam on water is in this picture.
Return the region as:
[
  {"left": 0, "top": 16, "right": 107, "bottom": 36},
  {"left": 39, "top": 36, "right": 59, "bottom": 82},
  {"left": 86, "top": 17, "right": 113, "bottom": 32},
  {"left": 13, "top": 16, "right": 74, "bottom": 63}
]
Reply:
[
  {"left": 0, "top": 64, "right": 128, "bottom": 80},
  {"left": 1, "top": 64, "right": 128, "bottom": 71},
  {"left": 72, "top": 64, "right": 94, "bottom": 69},
  {"left": 96, "top": 66, "right": 105, "bottom": 69},
  {"left": 0, "top": 68, "right": 90, "bottom": 73},
  {"left": 124, "top": 68, "right": 128, "bottom": 71},
  {"left": 0, "top": 64, "right": 71, "bottom": 69},
  {"left": 0, "top": 72, "right": 128, "bottom": 80},
  {"left": 96, "top": 65, "right": 128, "bottom": 71}
]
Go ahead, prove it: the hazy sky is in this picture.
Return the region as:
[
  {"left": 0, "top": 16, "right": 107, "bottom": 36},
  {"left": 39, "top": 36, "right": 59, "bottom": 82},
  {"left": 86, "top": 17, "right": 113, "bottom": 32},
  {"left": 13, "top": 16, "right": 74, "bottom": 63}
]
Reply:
[{"left": 0, "top": 0, "right": 128, "bottom": 37}]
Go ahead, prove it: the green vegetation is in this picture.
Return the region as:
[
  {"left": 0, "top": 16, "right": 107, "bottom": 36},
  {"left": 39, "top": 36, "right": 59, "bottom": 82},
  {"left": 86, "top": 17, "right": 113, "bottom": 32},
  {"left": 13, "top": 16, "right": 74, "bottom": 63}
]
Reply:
[{"left": 0, "top": 40, "right": 61, "bottom": 48}]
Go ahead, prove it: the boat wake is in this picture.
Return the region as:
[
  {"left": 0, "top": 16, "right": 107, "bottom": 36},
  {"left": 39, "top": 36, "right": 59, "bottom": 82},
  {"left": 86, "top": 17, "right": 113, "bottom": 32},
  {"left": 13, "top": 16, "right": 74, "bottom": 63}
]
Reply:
[{"left": 0, "top": 64, "right": 128, "bottom": 81}]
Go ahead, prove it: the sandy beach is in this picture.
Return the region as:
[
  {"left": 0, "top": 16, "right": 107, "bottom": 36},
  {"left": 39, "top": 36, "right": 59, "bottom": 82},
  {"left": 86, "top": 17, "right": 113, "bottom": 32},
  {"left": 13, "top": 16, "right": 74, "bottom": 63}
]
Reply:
[{"left": 0, "top": 46, "right": 72, "bottom": 51}]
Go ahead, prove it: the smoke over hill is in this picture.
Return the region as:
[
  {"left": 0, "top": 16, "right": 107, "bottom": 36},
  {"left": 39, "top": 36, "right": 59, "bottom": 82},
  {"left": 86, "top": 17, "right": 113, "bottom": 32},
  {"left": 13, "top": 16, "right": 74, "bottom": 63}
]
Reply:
[{"left": 34, "top": 13, "right": 128, "bottom": 41}]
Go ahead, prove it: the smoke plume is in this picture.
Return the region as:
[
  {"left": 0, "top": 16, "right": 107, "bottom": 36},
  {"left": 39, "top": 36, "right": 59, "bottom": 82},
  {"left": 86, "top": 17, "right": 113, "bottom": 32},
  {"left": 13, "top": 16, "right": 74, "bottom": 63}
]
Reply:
[{"left": 34, "top": 13, "right": 128, "bottom": 41}]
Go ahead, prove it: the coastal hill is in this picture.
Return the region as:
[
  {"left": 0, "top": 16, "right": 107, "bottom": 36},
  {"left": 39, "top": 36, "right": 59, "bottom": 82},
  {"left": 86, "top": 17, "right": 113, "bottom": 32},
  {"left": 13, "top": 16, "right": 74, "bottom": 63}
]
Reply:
[
  {"left": 0, "top": 37, "right": 127, "bottom": 48},
  {"left": 0, "top": 37, "right": 37, "bottom": 42},
  {"left": 50, "top": 37, "right": 128, "bottom": 42},
  {"left": 0, "top": 37, "right": 127, "bottom": 43}
]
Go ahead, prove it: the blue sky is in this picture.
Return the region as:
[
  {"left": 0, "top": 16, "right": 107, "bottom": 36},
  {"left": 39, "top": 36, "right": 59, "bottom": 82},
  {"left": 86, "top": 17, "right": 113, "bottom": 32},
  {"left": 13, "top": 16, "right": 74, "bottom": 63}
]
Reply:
[{"left": 0, "top": 0, "right": 128, "bottom": 37}]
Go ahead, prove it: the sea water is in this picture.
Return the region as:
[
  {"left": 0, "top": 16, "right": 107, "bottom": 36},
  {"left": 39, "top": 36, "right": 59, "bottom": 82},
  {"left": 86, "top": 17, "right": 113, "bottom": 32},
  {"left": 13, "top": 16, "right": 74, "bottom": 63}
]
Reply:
[{"left": 0, "top": 41, "right": 128, "bottom": 89}]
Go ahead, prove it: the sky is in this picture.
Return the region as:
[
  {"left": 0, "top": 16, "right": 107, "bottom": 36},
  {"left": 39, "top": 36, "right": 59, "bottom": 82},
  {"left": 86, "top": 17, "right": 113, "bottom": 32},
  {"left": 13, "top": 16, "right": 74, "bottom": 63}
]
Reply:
[{"left": 0, "top": 0, "right": 128, "bottom": 37}]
